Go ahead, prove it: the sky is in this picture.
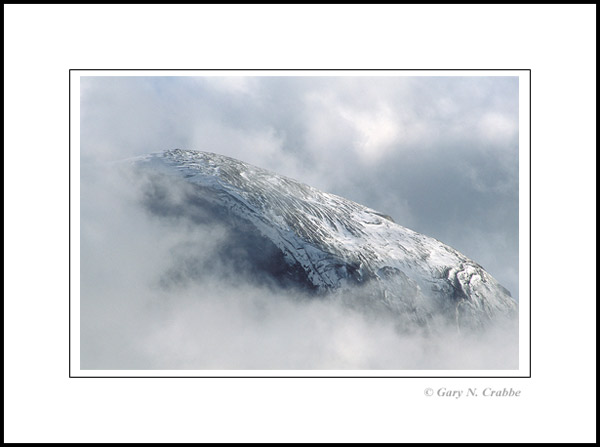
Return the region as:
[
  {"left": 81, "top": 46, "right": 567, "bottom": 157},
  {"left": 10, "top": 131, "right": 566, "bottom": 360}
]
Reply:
[
  {"left": 81, "top": 75, "right": 519, "bottom": 300},
  {"left": 79, "top": 74, "right": 520, "bottom": 370}
]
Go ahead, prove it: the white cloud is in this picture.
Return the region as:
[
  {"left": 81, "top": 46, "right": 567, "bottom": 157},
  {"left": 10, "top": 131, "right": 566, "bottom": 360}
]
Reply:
[
  {"left": 200, "top": 76, "right": 258, "bottom": 96},
  {"left": 478, "top": 111, "right": 518, "bottom": 147},
  {"left": 339, "top": 104, "right": 400, "bottom": 163}
]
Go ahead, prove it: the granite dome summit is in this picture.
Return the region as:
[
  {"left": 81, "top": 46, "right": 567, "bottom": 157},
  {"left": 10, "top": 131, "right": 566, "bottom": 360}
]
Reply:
[{"left": 129, "top": 149, "right": 517, "bottom": 331}]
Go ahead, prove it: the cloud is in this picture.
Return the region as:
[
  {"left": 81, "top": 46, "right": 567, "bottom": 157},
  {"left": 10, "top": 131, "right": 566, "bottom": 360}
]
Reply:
[{"left": 79, "top": 164, "right": 518, "bottom": 370}]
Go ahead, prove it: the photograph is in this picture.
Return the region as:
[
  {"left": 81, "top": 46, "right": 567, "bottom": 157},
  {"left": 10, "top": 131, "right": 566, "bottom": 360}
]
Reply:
[
  {"left": 75, "top": 71, "right": 526, "bottom": 374},
  {"left": 5, "top": 4, "right": 595, "bottom": 444}
]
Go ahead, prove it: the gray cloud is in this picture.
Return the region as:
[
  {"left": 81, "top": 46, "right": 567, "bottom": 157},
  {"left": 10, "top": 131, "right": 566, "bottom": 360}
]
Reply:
[{"left": 81, "top": 75, "right": 519, "bottom": 301}]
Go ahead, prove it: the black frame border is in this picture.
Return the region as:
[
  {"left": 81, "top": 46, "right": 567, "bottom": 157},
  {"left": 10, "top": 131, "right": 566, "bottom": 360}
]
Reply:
[{"left": 69, "top": 68, "right": 532, "bottom": 379}]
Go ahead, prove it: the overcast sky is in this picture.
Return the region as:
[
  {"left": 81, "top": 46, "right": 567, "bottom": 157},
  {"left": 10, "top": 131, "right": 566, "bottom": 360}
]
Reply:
[{"left": 81, "top": 74, "right": 519, "bottom": 301}]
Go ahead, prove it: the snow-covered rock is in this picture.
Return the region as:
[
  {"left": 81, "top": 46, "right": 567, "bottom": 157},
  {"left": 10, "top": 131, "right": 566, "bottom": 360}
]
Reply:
[{"left": 130, "top": 149, "right": 517, "bottom": 330}]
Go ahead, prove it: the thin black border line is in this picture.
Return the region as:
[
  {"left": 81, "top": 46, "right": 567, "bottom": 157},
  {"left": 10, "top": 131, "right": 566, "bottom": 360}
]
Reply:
[
  {"left": 529, "top": 70, "right": 532, "bottom": 377},
  {"left": 72, "top": 68, "right": 529, "bottom": 71},
  {"left": 69, "top": 71, "right": 72, "bottom": 377},
  {"left": 69, "top": 68, "right": 532, "bottom": 379},
  {"left": 8, "top": 1, "right": 598, "bottom": 4}
]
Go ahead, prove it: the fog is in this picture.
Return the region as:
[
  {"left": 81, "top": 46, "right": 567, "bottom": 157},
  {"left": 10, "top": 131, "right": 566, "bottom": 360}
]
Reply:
[{"left": 80, "top": 164, "right": 518, "bottom": 370}]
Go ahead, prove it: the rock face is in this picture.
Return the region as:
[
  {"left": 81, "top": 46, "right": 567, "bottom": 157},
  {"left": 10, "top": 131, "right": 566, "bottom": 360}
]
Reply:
[{"left": 130, "top": 149, "right": 518, "bottom": 331}]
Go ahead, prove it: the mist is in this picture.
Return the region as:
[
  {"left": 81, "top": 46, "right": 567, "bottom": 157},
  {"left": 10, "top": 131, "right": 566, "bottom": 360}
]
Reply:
[{"left": 80, "top": 163, "right": 518, "bottom": 370}]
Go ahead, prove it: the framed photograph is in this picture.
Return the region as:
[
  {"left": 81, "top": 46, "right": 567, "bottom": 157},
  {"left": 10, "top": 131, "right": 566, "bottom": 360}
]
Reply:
[
  {"left": 70, "top": 69, "right": 531, "bottom": 378},
  {"left": 6, "top": 4, "right": 596, "bottom": 444}
]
